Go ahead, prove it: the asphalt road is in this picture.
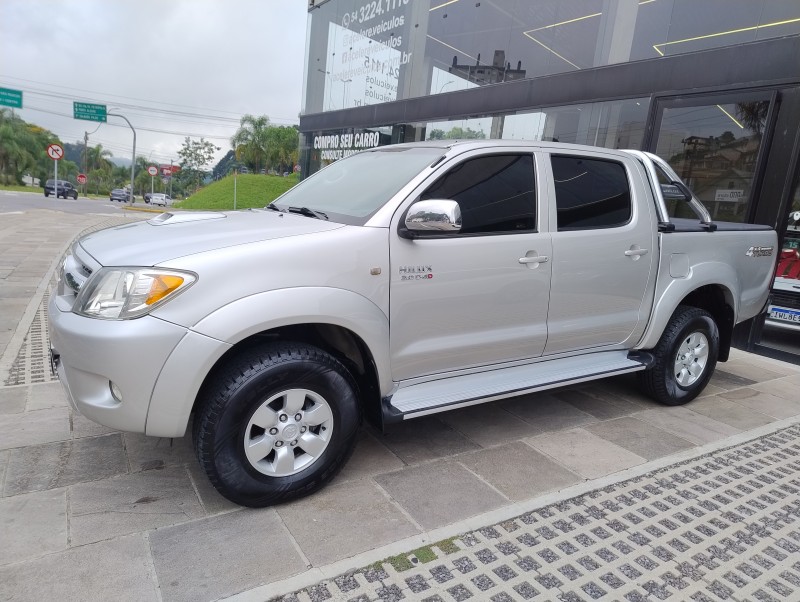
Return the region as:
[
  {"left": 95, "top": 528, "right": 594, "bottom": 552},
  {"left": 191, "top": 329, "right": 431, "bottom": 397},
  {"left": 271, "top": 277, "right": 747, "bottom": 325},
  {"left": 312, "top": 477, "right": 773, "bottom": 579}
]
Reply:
[{"left": 0, "top": 189, "right": 131, "bottom": 215}]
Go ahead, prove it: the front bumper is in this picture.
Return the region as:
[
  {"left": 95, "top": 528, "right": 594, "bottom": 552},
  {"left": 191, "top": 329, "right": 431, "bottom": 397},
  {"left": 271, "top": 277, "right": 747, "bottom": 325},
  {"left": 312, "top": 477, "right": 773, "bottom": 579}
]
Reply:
[{"left": 48, "top": 294, "right": 187, "bottom": 434}]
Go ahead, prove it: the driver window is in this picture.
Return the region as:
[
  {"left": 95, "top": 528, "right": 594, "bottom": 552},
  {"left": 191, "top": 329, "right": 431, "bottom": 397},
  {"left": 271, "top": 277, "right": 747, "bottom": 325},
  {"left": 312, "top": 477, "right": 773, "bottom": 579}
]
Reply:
[{"left": 421, "top": 154, "right": 536, "bottom": 235}]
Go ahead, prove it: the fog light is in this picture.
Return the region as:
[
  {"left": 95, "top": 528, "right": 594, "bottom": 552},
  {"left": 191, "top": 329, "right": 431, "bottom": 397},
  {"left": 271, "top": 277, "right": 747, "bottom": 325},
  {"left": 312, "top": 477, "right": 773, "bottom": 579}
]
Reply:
[{"left": 110, "top": 381, "right": 123, "bottom": 403}]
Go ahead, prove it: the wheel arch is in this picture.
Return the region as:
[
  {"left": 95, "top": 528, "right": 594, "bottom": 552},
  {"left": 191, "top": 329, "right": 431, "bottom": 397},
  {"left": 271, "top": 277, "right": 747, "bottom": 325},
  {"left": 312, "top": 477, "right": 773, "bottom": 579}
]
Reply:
[
  {"left": 638, "top": 277, "right": 736, "bottom": 362},
  {"left": 145, "top": 288, "right": 390, "bottom": 437}
]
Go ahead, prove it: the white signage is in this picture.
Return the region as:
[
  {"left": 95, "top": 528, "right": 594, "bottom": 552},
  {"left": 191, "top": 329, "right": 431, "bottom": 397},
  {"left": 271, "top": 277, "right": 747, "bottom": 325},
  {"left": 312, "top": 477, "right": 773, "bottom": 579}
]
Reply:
[
  {"left": 313, "top": 131, "right": 381, "bottom": 162},
  {"left": 714, "top": 189, "right": 744, "bottom": 203}
]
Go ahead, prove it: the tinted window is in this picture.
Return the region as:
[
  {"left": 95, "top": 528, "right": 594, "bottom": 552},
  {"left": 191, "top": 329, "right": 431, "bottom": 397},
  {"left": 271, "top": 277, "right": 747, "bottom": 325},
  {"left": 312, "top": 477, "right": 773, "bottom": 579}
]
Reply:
[
  {"left": 421, "top": 154, "right": 535, "bottom": 234},
  {"left": 551, "top": 156, "right": 632, "bottom": 230}
]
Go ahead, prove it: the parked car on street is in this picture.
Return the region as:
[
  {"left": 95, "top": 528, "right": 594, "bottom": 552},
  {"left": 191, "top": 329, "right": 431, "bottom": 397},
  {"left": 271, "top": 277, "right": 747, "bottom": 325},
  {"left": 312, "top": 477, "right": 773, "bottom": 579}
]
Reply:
[
  {"left": 110, "top": 188, "right": 134, "bottom": 202},
  {"left": 44, "top": 179, "right": 78, "bottom": 199},
  {"left": 50, "top": 140, "right": 778, "bottom": 507},
  {"left": 149, "top": 193, "right": 173, "bottom": 207},
  {"left": 766, "top": 212, "right": 800, "bottom": 330}
]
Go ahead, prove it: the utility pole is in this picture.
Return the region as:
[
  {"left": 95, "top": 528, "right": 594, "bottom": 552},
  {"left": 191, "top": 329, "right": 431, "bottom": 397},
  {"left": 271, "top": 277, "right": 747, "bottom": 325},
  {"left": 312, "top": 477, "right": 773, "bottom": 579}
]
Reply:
[
  {"left": 83, "top": 131, "right": 89, "bottom": 196},
  {"left": 107, "top": 111, "right": 136, "bottom": 204}
]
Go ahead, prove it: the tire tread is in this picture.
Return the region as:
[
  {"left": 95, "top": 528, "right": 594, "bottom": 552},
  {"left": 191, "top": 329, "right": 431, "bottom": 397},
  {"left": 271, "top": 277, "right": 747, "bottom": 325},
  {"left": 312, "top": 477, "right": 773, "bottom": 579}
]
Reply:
[{"left": 192, "top": 342, "right": 360, "bottom": 507}]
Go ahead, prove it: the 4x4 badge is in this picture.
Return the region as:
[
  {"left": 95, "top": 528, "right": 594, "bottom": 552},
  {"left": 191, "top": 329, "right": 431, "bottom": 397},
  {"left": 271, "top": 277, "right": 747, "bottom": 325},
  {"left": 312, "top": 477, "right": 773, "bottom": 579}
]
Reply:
[{"left": 745, "top": 246, "right": 773, "bottom": 258}]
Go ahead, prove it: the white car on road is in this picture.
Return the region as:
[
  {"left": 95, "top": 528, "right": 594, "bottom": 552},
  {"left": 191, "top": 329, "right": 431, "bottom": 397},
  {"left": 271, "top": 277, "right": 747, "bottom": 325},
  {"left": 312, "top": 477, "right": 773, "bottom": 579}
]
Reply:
[{"left": 150, "top": 193, "right": 173, "bottom": 207}]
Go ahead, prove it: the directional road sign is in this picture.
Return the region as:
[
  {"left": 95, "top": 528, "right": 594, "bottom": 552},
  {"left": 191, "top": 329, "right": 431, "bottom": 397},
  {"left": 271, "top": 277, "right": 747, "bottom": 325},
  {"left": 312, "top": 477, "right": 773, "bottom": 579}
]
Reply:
[
  {"left": 73, "top": 102, "right": 107, "bottom": 122},
  {"left": 47, "top": 143, "right": 64, "bottom": 160},
  {"left": 77, "top": 173, "right": 87, "bottom": 184},
  {"left": 0, "top": 87, "right": 22, "bottom": 109},
  {"left": 147, "top": 165, "right": 158, "bottom": 177}
]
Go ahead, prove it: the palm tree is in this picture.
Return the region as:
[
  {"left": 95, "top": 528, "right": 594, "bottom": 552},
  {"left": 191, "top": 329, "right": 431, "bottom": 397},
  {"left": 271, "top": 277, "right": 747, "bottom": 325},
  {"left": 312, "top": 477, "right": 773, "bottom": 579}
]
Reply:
[
  {"left": 231, "top": 114, "right": 270, "bottom": 173},
  {"left": 85, "top": 144, "right": 113, "bottom": 173}
]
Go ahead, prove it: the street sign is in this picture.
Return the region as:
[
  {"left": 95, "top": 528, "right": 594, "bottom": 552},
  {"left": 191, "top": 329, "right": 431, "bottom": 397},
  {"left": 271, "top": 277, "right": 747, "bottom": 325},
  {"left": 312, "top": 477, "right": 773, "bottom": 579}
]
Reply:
[
  {"left": 77, "top": 173, "right": 87, "bottom": 184},
  {"left": 0, "top": 87, "right": 22, "bottom": 109},
  {"left": 161, "top": 167, "right": 172, "bottom": 176},
  {"left": 47, "top": 143, "right": 64, "bottom": 160},
  {"left": 147, "top": 165, "right": 158, "bottom": 177},
  {"left": 73, "top": 102, "right": 107, "bottom": 122}
]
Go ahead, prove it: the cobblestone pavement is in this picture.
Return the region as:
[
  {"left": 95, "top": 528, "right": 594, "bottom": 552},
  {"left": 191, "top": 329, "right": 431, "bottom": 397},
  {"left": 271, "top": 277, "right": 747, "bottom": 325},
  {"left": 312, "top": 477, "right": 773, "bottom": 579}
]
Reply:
[{"left": 271, "top": 425, "right": 800, "bottom": 602}]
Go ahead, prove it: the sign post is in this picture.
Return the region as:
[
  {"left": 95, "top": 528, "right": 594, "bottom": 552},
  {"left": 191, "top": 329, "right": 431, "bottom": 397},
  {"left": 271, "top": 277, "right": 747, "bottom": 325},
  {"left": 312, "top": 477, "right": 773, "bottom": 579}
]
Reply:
[
  {"left": 47, "top": 143, "right": 64, "bottom": 198},
  {"left": 148, "top": 165, "right": 158, "bottom": 196},
  {"left": 0, "top": 87, "right": 23, "bottom": 109}
]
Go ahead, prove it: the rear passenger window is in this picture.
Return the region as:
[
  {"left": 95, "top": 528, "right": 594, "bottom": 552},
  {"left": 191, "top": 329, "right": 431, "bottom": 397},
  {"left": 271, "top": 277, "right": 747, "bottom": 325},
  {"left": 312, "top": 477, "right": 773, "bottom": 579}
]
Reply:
[
  {"left": 421, "top": 154, "right": 535, "bottom": 234},
  {"left": 551, "top": 155, "right": 632, "bottom": 231}
]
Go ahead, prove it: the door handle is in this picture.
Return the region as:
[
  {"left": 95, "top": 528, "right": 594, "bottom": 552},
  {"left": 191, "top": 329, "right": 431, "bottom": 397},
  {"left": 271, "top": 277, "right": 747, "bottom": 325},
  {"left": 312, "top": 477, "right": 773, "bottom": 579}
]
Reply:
[
  {"left": 624, "top": 248, "right": 648, "bottom": 257},
  {"left": 519, "top": 255, "right": 549, "bottom": 264}
]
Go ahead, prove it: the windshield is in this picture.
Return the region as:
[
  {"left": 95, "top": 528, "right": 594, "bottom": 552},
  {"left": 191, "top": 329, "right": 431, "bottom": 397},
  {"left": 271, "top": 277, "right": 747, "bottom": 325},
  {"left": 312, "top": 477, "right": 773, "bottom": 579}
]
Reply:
[{"left": 271, "top": 147, "right": 444, "bottom": 225}]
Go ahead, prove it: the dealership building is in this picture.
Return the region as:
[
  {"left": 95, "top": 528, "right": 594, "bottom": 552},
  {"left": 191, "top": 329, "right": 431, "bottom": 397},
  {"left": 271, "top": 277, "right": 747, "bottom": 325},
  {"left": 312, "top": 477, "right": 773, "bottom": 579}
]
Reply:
[{"left": 299, "top": 0, "right": 800, "bottom": 362}]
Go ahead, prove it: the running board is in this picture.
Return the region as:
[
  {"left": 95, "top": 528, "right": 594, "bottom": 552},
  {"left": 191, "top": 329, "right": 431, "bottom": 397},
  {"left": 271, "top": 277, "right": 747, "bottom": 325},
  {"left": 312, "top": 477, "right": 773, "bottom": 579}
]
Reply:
[{"left": 383, "top": 351, "right": 651, "bottom": 424}]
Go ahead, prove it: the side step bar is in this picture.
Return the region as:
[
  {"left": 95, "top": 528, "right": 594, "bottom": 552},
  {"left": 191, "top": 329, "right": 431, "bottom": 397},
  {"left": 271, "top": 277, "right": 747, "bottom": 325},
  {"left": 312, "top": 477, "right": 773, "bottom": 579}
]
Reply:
[{"left": 383, "top": 351, "right": 652, "bottom": 424}]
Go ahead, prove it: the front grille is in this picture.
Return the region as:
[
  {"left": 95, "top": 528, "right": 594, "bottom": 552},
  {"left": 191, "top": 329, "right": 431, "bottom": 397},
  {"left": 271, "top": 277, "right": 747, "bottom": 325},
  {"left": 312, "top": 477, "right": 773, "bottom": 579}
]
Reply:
[{"left": 771, "top": 290, "right": 800, "bottom": 310}]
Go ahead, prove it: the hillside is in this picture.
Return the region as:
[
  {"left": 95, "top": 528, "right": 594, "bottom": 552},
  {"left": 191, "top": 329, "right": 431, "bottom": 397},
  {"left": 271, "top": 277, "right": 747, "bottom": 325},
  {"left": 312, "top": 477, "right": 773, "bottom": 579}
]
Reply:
[{"left": 176, "top": 173, "right": 298, "bottom": 211}]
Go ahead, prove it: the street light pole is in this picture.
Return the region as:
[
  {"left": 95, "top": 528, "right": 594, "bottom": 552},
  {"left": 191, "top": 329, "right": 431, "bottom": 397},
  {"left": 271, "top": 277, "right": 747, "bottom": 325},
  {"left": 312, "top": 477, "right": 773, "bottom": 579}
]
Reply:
[{"left": 108, "top": 111, "right": 136, "bottom": 204}]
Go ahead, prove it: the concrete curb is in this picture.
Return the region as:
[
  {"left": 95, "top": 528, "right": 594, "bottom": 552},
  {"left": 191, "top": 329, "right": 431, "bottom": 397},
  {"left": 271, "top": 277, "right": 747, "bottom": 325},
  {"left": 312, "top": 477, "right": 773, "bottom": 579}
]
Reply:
[
  {"left": 0, "top": 236, "right": 72, "bottom": 379},
  {"left": 123, "top": 206, "right": 170, "bottom": 214},
  {"left": 224, "top": 414, "right": 800, "bottom": 601}
]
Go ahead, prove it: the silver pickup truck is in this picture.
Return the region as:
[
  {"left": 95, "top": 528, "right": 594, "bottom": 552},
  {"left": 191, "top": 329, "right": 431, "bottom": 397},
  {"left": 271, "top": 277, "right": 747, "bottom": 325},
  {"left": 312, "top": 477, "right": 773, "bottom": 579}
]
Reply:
[{"left": 49, "top": 141, "right": 777, "bottom": 507}]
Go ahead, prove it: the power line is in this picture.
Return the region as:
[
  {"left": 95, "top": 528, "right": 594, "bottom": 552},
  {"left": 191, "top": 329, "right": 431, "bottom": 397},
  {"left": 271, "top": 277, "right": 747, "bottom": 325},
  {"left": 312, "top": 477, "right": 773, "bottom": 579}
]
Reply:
[
  {"left": 23, "top": 105, "right": 234, "bottom": 141},
  {"left": 0, "top": 75, "right": 300, "bottom": 124}
]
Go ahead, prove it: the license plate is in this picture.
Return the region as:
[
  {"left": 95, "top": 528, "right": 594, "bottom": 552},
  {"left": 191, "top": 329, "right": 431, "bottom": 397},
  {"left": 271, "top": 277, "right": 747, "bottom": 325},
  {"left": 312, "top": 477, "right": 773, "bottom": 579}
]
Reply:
[{"left": 768, "top": 305, "right": 800, "bottom": 323}]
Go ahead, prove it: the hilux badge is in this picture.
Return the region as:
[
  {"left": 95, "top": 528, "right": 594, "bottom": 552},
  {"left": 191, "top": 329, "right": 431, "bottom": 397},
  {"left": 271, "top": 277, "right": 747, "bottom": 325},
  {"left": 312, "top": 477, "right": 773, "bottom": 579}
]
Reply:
[{"left": 745, "top": 246, "right": 773, "bottom": 257}]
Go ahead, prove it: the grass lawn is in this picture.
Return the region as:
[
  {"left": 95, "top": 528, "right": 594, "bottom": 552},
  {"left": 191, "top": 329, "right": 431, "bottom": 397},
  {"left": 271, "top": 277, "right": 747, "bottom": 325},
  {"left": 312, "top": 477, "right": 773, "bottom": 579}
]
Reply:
[
  {"left": 175, "top": 173, "right": 299, "bottom": 211},
  {"left": 0, "top": 184, "right": 41, "bottom": 193}
]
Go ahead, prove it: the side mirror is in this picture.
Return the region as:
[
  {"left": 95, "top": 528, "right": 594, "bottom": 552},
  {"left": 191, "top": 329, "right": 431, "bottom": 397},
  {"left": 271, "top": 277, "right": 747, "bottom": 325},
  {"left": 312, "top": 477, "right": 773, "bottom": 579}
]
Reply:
[{"left": 400, "top": 199, "right": 462, "bottom": 238}]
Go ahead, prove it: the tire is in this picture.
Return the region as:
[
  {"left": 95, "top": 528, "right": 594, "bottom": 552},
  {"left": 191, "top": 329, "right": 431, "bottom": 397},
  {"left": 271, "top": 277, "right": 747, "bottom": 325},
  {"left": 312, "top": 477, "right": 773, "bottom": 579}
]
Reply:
[
  {"left": 44, "top": 192, "right": 49, "bottom": 197},
  {"left": 638, "top": 305, "right": 719, "bottom": 406},
  {"left": 193, "top": 342, "right": 361, "bottom": 507}
]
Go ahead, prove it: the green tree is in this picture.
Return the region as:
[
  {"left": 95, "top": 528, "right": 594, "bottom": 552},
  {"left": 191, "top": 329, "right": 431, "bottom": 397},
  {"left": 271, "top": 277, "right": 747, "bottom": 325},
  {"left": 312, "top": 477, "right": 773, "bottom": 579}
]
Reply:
[
  {"left": 443, "top": 126, "right": 485, "bottom": 140},
  {"left": 265, "top": 126, "right": 299, "bottom": 173},
  {"left": 177, "top": 137, "right": 220, "bottom": 192},
  {"left": 427, "top": 128, "right": 445, "bottom": 140},
  {"left": 231, "top": 114, "right": 270, "bottom": 173}
]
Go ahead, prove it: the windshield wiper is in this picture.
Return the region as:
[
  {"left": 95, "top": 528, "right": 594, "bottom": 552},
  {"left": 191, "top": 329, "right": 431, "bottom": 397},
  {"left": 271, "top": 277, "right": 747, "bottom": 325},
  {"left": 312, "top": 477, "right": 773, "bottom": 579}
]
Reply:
[
  {"left": 265, "top": 202, "right": 285, "bottom": 212},
  {"left": 287, "top": 206, "right": 328, "bottom": 220}
]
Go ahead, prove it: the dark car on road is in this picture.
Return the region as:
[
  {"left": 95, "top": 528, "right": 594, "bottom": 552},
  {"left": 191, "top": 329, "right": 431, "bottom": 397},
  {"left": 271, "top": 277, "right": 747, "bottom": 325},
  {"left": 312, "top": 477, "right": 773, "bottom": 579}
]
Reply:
[
  {"left": 110, "top": 188, "right": 134, "bottom": 202},
  {"left": 44, "top": 179, "right": 78, "bottom": 199}
]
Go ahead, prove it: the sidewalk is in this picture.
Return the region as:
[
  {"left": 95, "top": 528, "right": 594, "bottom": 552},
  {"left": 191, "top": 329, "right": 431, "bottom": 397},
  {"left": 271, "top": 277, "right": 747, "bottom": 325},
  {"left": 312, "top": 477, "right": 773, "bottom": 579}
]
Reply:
[
  {"left": 1, "top": 207, "right": 799, "bottom": 602},
  {"left": 259, "top": 421, "right": 800, "bottom": 602}
]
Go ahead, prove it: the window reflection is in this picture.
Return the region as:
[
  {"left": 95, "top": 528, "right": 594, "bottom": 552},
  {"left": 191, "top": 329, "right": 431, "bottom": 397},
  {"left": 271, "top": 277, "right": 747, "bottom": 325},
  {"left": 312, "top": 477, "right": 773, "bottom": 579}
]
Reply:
[
  {"left": 655, "top": 99, "right": 770, "bottom": 222},
  {"left": 304, "top": 0, "right": 800, "bottom": 110}
]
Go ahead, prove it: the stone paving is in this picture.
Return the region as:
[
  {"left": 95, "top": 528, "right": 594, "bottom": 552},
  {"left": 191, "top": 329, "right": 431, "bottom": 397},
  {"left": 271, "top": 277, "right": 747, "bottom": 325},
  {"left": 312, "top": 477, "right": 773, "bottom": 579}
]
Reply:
[
  {"left": 1, "top": 207, "right": 800, "bottom": 602},
  {"left": 268, "top": 424, "right": 800, "bottom": 602}
]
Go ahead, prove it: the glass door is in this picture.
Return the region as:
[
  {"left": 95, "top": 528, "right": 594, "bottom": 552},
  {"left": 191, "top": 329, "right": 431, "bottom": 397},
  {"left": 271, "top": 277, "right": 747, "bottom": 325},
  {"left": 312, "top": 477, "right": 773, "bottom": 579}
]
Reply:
[{"left": 648, "top": 91, "right": 775, "bottom": 223}]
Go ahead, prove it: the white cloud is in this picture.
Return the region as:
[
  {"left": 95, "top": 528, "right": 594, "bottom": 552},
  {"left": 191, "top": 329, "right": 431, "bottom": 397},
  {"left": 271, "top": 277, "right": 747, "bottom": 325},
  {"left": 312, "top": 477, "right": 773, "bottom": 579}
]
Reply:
[{"left": 0, "top": 0, "right": 307, "bottom": 165}]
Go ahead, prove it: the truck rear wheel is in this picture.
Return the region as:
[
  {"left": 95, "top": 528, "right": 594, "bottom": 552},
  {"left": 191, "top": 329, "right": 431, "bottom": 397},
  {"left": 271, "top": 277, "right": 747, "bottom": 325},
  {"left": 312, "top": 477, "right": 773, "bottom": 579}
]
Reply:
[
  {"left": 193, "top": 342, "right": 361, "bottom": 507},
  {"left": 638, "top": 305, "right": 719, "bottom": 406}
]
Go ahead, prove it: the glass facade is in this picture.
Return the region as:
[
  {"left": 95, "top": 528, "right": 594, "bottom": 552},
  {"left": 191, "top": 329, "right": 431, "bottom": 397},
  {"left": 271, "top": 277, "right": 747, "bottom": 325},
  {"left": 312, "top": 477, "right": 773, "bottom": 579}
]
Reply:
[
  {"left": 301, "top": 2, "right": 800, "bottom": 360},
  {"left": 304, "top": 0, "right": 800, "bottom": 113}
]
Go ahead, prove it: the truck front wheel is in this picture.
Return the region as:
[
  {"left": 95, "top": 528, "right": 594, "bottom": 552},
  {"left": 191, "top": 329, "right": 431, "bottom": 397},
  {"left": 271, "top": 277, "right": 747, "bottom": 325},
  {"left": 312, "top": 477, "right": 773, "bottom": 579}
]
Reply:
[
  {"left": 193, "top": 343, "right": 361, "bottom": 507},
  {"left": 638, "top": 305, "right": 719, "bottom": 406}
]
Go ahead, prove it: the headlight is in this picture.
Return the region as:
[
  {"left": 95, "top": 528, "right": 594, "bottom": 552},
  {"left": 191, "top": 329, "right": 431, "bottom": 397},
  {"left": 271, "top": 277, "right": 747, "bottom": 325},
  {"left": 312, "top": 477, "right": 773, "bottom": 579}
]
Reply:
[{"left": 74, "top": 267, "right": 196, "bottom": 320}]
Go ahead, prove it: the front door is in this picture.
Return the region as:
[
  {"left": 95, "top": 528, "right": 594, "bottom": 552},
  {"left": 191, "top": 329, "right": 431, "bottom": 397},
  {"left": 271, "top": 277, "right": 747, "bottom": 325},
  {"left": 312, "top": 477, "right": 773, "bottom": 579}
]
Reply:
[
  {"left": 544, "top": 150, "right": 657, "bottom": 355},
  {"left": 389, "top": 152, "right": 552, "bottom": 381}
]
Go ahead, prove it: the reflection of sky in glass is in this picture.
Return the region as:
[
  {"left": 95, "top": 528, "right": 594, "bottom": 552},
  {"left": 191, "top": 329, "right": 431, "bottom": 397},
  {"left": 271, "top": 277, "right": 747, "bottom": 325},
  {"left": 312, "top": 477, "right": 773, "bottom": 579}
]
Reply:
[{"left": 306, "top": 0, "right": 800, "bottom": 109}]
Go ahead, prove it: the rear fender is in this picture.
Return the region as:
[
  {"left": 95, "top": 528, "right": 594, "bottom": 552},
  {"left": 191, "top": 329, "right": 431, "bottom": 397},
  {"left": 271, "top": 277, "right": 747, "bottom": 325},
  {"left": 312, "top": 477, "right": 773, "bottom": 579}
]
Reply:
[{"left": 637, "top": 262, "right": 738, "bottom": 351}]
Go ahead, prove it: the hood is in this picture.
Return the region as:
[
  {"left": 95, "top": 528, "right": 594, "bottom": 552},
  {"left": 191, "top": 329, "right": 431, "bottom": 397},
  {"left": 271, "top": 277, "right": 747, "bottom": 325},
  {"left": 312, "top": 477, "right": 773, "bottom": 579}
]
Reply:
[{"left": 79, "top": 210, "right": 345, "bottom": 266}]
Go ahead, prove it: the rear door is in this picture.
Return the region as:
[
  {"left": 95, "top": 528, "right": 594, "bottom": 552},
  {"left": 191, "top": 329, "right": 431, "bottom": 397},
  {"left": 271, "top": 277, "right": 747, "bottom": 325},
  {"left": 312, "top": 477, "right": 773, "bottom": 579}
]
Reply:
[
  {"left": 389, "top": 150, "right": 552, "bottom": 381},
  {"left": 543, "top": 150, "right": 657, "bottom": 354}
]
